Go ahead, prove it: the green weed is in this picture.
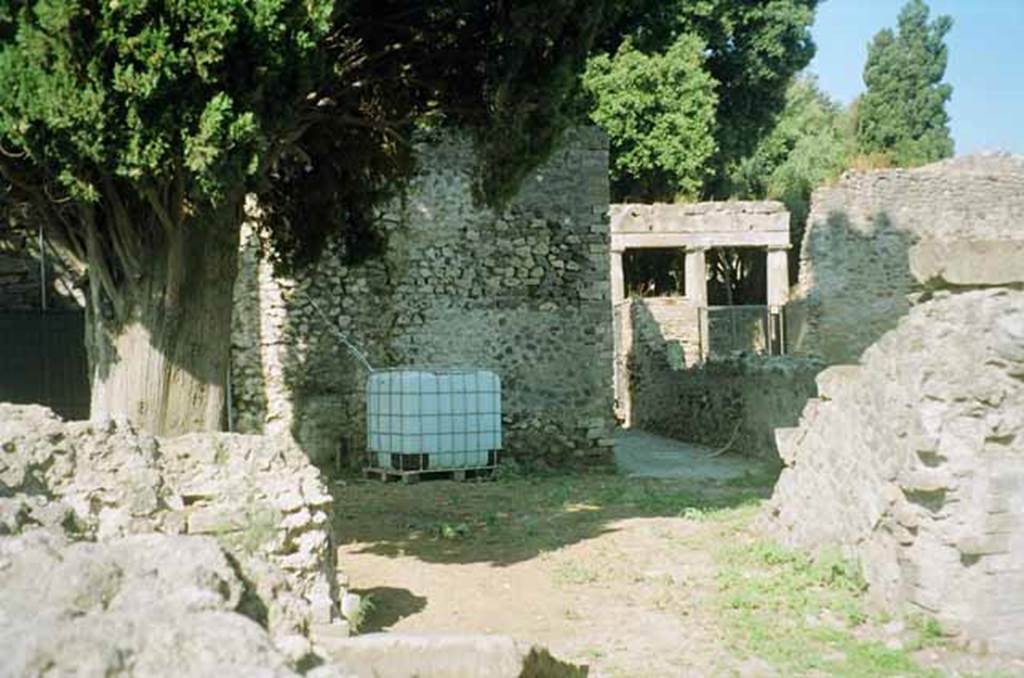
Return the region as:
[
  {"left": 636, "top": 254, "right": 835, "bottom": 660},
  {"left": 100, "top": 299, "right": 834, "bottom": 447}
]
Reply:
[{"left": 713, "top": 538, "right": 939, "bottom": 677}]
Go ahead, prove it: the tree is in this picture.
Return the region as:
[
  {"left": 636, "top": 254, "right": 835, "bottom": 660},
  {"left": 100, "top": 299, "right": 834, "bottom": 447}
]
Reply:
[
  {"left": 582, "top": 34, "right": 718, "bottom": 201},
  {"left": 0, "top": 1, "right": 622, "bottom": 435},
  {"left": 583, "top": 0, "right": 820, "bottom": 201},
  {"left": 857, "top": 0, "right": 954, "bottom": 166},
  {"left": 730, "top": 76, "right": 853, "bottom": 281}
]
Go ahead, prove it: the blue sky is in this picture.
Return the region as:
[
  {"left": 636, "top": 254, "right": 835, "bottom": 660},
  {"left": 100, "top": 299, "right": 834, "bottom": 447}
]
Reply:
[{"left": 808, "top": 0, "right": 1024, "bottom": 155}]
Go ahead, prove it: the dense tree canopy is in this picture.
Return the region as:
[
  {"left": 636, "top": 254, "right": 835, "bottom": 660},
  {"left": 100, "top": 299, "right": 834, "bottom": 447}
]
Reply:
[
  {"left": 582, "top": 34, "right": 717, "bottom": 201},
  {"left": 0, "top": 0, "right": 626, "bottom": 433},
  {"left": 582, "top": 0, "right": 820, "bottom": 201},
  {"left": 856, "top": 0, "right": 954, "bottom": 166}
]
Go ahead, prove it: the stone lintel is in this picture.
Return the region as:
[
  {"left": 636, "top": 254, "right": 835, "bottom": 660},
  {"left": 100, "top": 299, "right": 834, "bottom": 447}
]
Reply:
[{"left": 611, "top": 230, "right": 790, "bottom": 251}]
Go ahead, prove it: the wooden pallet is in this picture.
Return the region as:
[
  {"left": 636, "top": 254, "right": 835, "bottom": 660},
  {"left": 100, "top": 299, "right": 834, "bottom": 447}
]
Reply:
[{"left": 362, "top": 465, "right": 497, "bottom": 484}]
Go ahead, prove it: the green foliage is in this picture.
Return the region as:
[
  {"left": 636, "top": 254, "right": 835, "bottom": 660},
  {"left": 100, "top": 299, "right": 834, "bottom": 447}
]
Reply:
[
  {"left": 715, "top": 541, "right": 939, "bottom": 676},
  {"left": 856, "top": 0, "right": 954, "bottom": 167},
  {"left": 0, "top": 0, "right": 331, "bottom": 205},
  {"left": 583, "top": 34, "right": 717, "bottom": 201},
  {"left": 585, "top": 0, "right": 820, "bottom": 201},
  {"left": 730, "top": 76, "right": 853, "bottom": 267},
  {"left": 0, "top": 0, "right": 627, "bottom": 281}
]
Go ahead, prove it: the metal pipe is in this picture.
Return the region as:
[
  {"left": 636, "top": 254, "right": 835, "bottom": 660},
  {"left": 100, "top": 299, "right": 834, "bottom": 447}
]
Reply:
[
  {"left": 38, "top": 222, "right": 47, "bottom": 311},
  {"left": 225, "top": 361, "right": 234, "bottom": 432},
  {"left": 303, "top": 293, "right": 376, "bottom": 373}
]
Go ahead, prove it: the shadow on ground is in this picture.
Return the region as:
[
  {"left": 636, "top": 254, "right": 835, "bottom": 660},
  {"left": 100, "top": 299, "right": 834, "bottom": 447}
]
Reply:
[
  {"left": 331, "top": 445, "right": 780, "bottom": 567},
  {"left": 352, "top": 586, "right": 428, "bottom": 632}
]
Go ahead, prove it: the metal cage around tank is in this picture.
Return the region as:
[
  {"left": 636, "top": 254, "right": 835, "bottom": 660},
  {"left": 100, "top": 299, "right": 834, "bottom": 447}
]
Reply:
[{"left": 365, "top": 367, "right": 502, "bottom": 474}]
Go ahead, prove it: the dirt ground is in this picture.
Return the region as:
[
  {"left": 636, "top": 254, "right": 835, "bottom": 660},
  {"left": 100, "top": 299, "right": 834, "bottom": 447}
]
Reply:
[{"left": 331, "top": 467, "right": 1024, "bottom": 677}]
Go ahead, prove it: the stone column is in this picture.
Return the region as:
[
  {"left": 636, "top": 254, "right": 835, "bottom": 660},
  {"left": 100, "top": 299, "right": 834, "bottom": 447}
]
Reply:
[
  {"left": 609, "top": 249, "right": 625, "bottom": 307},
  {"left": 685, "top": 247, "right": 708, "bottom": 361},
  {"left": 766, "top": 245, "right": 790, "bottom": 354},
  {"left": 684, "top": 247, "right": 708, "bottom": 306},
  {"left": 610, "top": 248, "right": 630, "bottom": 424},
  {"left": 766, "top": 245, "right": 790, "bottom": 308}
]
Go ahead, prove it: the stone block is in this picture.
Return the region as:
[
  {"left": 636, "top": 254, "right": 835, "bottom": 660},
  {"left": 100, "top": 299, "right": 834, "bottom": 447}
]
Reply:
[
  {"left": 316, "top": 633, "right": 587, "bottom": 678},
  {"left": 910, "top": 240, "right": 1024, "bottom": 287}
]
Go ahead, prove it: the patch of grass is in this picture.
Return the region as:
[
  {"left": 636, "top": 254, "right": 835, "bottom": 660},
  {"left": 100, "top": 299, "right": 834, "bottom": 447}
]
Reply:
[
  {"left": 345, "top": 594, "right": 376, "bottom": 633},
  {"left": 435, "top": 521, "right": 471, "bottom": 540},
  {"left": 552, "top": 559, "right": 601, "bottom": 586},
  {"left": 713, "top": 538, "right": 940, "bottom": 677}
]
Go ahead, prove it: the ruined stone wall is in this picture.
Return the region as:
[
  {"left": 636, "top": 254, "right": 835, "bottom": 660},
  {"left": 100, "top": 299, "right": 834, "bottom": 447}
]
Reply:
[
  {"left": 792, "top": 154, "right": 1024, "bottom": 364},
  {"left": 0, "top": 404, "right": 350, "bottom": 664},
  {"left": 765, "top": 289, "right": 1024, "bottom": 655},
  {"left": 628, "top": 346, "right": 820, "bottom": 458},
  {"left": 231, "top": 128, "right": 615, "bottom": 467},
  {"left": 764, "top": 155, "right": 1024, "bottom": 655},
  {"left": 617, "top": 295, "right": 818, "bottom": 457}
]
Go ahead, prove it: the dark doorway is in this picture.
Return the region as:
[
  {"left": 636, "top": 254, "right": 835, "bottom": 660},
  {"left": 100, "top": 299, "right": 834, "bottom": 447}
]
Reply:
[
  {"left": 706, "top": 247, "right": 767, "bottom": 306},
  {"left": 623, "top": 248, "right": 685, "bottom": 297},
  {"left": 0, "top": 311, "right": 89, "bottom": 420}
]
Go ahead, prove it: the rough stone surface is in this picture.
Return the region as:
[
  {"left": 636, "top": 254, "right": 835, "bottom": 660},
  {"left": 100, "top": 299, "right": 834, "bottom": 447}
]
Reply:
[
  {"left": 0, "top": 227, "right": 83, "bottom": 311},
  {"left": 231, "top": 128, "right": 614, "bottom": 467},
  {"left": 314, "top": 633, "right": 587, "bottom": 678},
  {"left": 609, "top": 200, "right": 789, "bottom": 234},
  {"left": 791, "top": 154, "right": 1024, "bottom": 364},
  {"left": 626, "top": 338, "right": 821, "bottom": 457},
  {"left": 767, "top": 156, "right": 1024, "bottom": 656},
  {"left": 763, "top": 288, "right": 1024, "bottom": 656},
  {"left": 0, "top": 404, "right": 345, "bottom": 658},
  {"left": 0, "top": 531, "right": 298, "bottom": 677}
]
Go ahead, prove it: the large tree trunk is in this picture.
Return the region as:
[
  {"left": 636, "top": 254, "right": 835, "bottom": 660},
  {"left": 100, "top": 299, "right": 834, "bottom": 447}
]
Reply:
[{"left": 86, "top": 199, "right": 242, "bottom": 436}]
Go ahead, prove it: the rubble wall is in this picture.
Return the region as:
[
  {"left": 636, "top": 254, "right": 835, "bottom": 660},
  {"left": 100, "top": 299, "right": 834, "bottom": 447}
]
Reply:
[
  {"left": 764, "top": 155, "right": 1024, "bottom": 655},
  {"left": 791, "top": 155, "right": 1024, "bottom": 364},
  {"left": 231, "top": 129, "right": 615, "bottom": 467}
]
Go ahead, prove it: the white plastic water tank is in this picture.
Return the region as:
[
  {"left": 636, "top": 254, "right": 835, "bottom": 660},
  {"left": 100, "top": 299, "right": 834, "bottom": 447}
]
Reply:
[{"left": 366, "top": 368, "right": 502, "bottom": 470}]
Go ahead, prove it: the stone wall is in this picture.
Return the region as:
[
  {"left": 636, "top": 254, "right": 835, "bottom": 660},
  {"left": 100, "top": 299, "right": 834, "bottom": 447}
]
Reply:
[
  {"left": 628, "top": 346, "right": 819, "bottom": 458},
  {"left": 764, "top": 289, "right": 1024, "bottom": 655},
  {"left": 764, "top": 155, "right": 1024, "bottom": 656},
  {"left": 231, "top": 128, "right": 615, "bottom": 468},
  {"left": 0, "top": 225, "right": 83, "bottom": 311},
  {"left": 791, "top": 154, "right": 1024, "bottom": 364},
  {"left": 616, "top": 295, "right": 819, "bottom": 457},
  {"left": 0, "top": 404, "right": 349, "bottom": 662},
  {"left": 613, "top": 297, "right": 701, "bottom": 424}
]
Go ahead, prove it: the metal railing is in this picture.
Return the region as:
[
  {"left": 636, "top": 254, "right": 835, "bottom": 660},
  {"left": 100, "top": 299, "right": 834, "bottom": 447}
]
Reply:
[{"left": 700, "top": 305, "right": 785, "bottom": 359}]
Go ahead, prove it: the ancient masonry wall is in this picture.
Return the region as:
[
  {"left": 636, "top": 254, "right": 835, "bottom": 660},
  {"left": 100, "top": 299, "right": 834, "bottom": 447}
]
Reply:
[
  {"left": 626, "top": 301, "right": 820, "bottom": 458},
  {"left": 791, "top": 154, "right": 1024, "bottom": 364},
  {"left": 0, "top": 227, "right": 82, "bottom": 311},
  {"left": 764, "top": 155, "right": 1024, "bottom": 656},
  {"left": 231, "top": 128, "right": 615, "bottom": 468}
]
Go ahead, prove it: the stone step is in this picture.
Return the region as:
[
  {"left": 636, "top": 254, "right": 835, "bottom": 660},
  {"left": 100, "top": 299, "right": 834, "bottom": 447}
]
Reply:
[{"left": 314, "top": 633, "right": 587, "bottom": 678}]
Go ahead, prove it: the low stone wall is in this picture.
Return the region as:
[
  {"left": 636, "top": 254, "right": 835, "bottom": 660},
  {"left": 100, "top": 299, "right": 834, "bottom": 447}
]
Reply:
[
  {"left": 763, "top": 289, "right": 1024, "bottom": 655},
  {"left": 791, "top": 154, "right": 1024, "bottom": 364},
  {"left": 628, "top": 349, "right": 820, "bottom": 458},
  {"left": 231, "top": 128, "right": 615, "bottom": 467},
  {"left": 0, "top": 404, "right": 348, "bottom": 661}
]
